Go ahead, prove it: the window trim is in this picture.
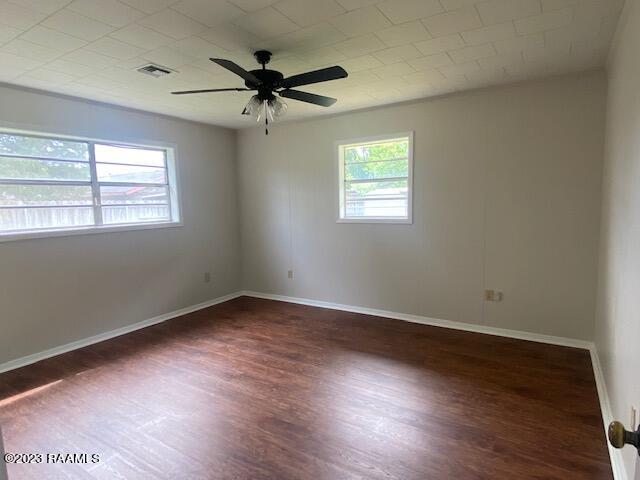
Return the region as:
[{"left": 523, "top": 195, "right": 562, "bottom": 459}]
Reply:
[
  {"left": 335, "top": 131, "right": 414, "bottom": 225},
  {"left": 0, "top": 125, "right": 182, "bottom": 243}
]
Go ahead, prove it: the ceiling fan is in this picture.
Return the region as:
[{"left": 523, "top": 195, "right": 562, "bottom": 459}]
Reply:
[{"left": 172, "top": 50, "right": 348, "bottom": 134}]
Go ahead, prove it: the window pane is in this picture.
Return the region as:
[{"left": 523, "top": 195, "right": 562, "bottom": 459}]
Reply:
[
  {"left": 102, "top": 205, "right": 170, "bottom": 225},
  {"left": 345, "top": 179, "right": 408, "bottom": 198},
  {"left": 100, "top": 185, "right": 168, "bottom": 205},
  {"left": 345, "top": 180, "right": 408, "bottom": 218},
  {"left": 0, "top": 157, "right": 91, "bottom": 181},
  {"left": 0, "top": 206, "right": 94, "bottom": 232},
  {"left": 96, "top": 163, "right": 167, "bottom": 184},
  {"left": 95, "top": 144, "right": 165, "bottom": 167},
  {"left": 344, "top": 139, "right": 409, "bottom": 164},
  {"left": 345, "top": 159, "right": 408, "bottom": 181},
  {"left": 345, "top": 199, "right": 408, "bottom": 217},
  {"left": 0, "top": 134, "right": 88, "bottom": 161},
  {"left": 0, "top": 185, "right": 93, "bottom": 206}
]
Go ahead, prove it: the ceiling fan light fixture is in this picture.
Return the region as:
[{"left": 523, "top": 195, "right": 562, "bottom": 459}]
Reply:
[
  {"left": 242, "top": 94, "right": 261, "bottom": 117},
  {"left": 243, "top": 95, "right": 287, "bottom": 123},
  {"left": 268, "top": 97, "right": 287, "bottom": 121}
]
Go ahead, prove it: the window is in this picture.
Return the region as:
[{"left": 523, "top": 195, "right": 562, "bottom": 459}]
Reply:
[
  {"left": 337, "top": 132, "right": 413, "bottom": 223},
  {"left": 0, "top": 130, "right": 180, "bottom": 240}
]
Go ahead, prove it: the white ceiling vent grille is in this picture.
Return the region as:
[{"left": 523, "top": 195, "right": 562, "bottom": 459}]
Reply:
[{"left": 137, "top": 64, "right": 173, "bottom": 78}]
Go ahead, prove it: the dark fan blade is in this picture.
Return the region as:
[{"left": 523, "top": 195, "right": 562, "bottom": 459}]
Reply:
[
  {"left": 172, "top": 88, "right": 251, "bottom": 95},
  {"left": 279, "top": 89, "right": 337, "bottom": 107},
  {"left": 210, "top": 58, "right": 261, "bottom": 85},
  {"left": 279, "top": 66, "right": 347, "bottom": 89}
]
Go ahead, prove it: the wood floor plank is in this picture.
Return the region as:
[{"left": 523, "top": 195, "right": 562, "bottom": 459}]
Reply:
[{"left": 0, "top": 297, "right": 612, "bottom": 479}]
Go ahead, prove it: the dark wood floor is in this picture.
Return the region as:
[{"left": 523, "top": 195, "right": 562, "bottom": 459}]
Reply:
[{"left": 0, "top": 296, "right": 612, "bottom": 479}]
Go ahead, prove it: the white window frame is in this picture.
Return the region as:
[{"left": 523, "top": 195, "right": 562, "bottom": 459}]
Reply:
[
  {"left": 0, "top": 126, "right": 182, "bottom": 243},
  {"left": 336, "top": 131, "right": 414, "bottom": 224}
]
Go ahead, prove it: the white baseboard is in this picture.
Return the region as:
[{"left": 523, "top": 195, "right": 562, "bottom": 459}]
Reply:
[
  {"left": 0, "top": 291, "right": 243, "bottom": 375},
  {"left": 590, "top": 347, "right": 628, "bottom": 480},
  {"left": 242, "top": 290, "right": 592, "bottom": 349}
]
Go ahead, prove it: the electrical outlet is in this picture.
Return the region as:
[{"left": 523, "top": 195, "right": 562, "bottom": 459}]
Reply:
[
  {"left": 287, "top": 270, "right": 294, "bottom": 279},
  {"left": 484, "top": 290, "right": 503, "bottom": 302},
  {"left": 204, "top": 272, "right": 211, "bottom": 283}
]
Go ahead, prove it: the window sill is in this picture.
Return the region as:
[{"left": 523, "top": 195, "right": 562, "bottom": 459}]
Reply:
[
  {"left": 0, "top": 221, "right": 183, "bottom": 243},
  {"left": 337, "top": 217, "right": 413, "bottom": 225}
]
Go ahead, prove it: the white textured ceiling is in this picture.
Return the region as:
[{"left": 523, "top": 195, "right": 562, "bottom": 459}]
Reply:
[{"left": 0, "top": 0, "right": 624, "bottom": 128}]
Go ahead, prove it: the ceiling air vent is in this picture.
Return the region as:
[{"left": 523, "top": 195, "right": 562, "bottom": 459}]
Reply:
[{"left": 137, "top": 64, "right": 173, "bottom": 78}]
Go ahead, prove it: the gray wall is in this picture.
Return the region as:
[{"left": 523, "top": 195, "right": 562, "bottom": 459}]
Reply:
[
  {"left": 238, "top": 72, "right": 606, "bottom": 340},
  {"left": 596, "top": 0, "right": 640, "bottom": 477},
  {"left": 0, "top": 85, "right": 241, "bottom": 365}
]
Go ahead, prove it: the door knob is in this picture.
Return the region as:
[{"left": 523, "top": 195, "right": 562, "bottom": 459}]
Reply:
[{"left": 608, "top": 421, "right": 640, "bottom": 453}]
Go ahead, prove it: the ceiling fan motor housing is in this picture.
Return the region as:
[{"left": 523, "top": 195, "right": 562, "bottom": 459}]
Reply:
[
  {"left": 246, "top": 69, "right": 284, "bottom": 93},
  {"left": 248, "top": 50, "right": 285, "bottom": 99}
]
